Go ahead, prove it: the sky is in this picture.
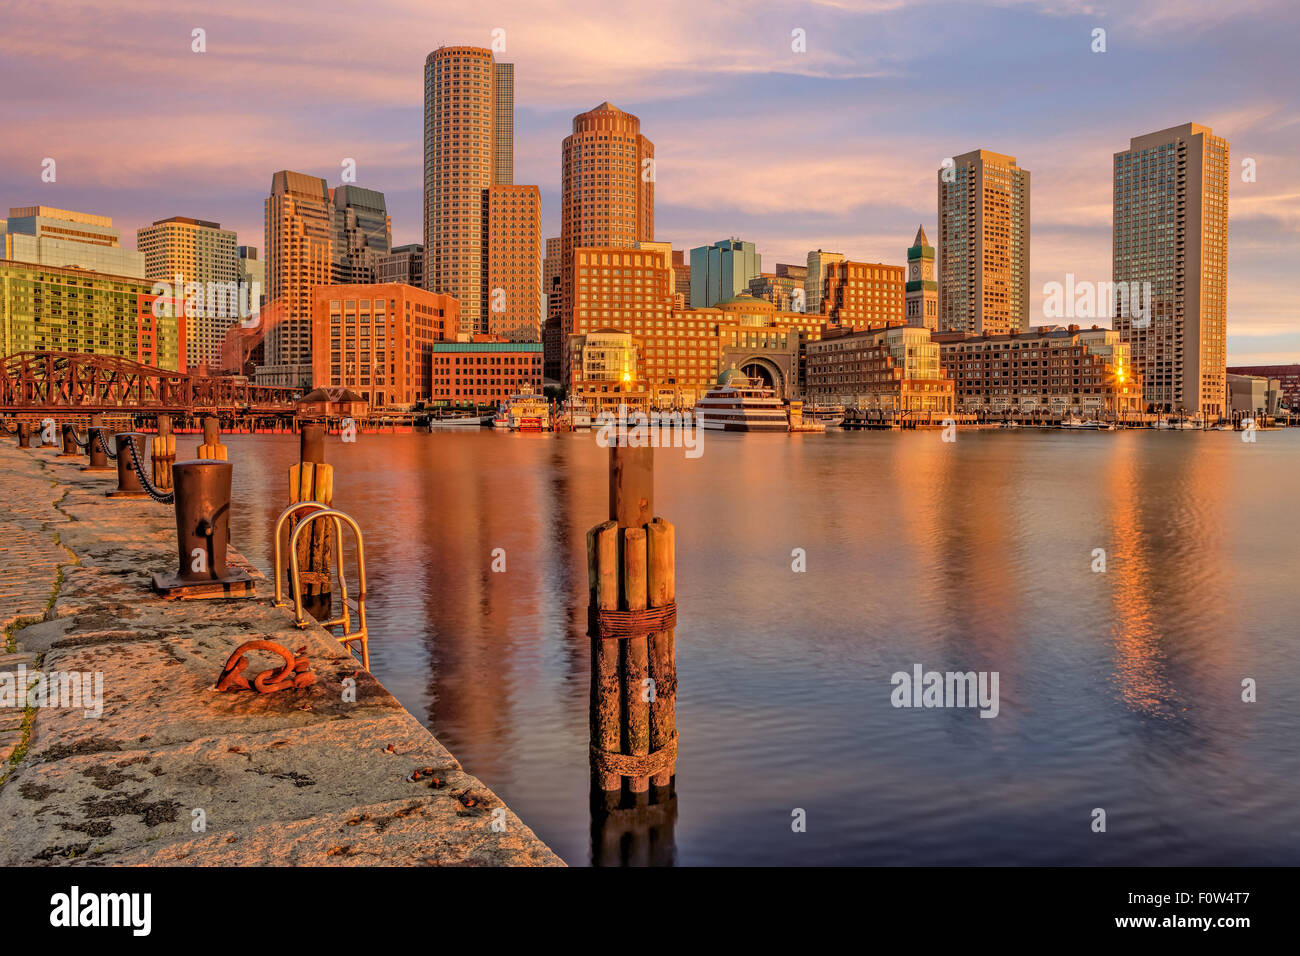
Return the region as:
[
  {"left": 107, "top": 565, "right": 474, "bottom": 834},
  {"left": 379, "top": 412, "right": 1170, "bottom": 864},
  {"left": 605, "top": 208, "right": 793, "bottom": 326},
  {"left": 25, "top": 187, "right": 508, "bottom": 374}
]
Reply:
[{"left": 2, "top": 0, "right": 1297, "bottom": 364}]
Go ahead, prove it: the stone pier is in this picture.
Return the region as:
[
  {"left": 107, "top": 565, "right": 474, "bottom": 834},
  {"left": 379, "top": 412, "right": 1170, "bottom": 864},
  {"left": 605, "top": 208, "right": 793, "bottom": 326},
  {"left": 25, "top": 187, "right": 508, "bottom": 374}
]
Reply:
[{"left": 0, "top": 440, "right": 562, "bottom": 866}]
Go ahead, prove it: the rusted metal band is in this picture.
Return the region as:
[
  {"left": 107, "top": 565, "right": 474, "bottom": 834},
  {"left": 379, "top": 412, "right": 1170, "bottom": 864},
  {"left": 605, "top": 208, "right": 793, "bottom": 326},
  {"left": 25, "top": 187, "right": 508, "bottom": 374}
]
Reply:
[
  {"left": 590, "top": 735, "right": 678, "bottom": 778},
  {"left": 587, "top": 602, "right": 677, "bottom": 640}
]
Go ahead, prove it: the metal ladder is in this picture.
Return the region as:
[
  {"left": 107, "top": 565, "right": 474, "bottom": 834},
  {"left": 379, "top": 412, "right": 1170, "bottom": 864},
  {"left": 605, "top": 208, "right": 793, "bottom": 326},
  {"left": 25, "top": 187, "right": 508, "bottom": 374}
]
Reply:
[{"left": 272, "top": 501, "right": 370, "bottom": 670}]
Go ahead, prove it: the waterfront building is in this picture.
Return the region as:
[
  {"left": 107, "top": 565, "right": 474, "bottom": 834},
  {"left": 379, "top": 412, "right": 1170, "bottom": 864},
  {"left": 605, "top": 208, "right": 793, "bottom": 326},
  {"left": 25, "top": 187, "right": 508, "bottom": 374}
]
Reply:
[
  {"left": 938, "top": 149, "right": 1031, "bottom": 335},
  {"left": 136, "top": 216, "right": 240, "bottom": 370},
  {"left": 0, "top": 259, "right": 179, "bottom": 369},
  {"left": 1114, "top": 123, "right": 1229, "bottom": 419},
  {"left": 935, "top": 325, "right": 1142, "bottom": 418},
  {"left": 261, "top": 170, "right": 333, "bottom": 388},
  {"left": 689, "top": 239, "right": 761, "bottom": 308},
  {"left": 805, "top": 249, "right": 844, "bottom": 317},
  {"left": 311, "top": 282, "right": 458, "bottom": 409},
  {"left": 821, "top": 260, "right": 906, "bottom": 329},
  {"left": 1226, "top": 374, "right": 1284, "bottom": 418},
  {"left": 560, "top": 102, "right": 654, "bottom": 378},
  {"left": 905, "top": 226, "right": 938, "bottom": 331},
  {"left": 486, "top": 184, "right": 543, "bottom": 342},
  {"left": 748, "top": 270, "right": 805, "bottom": 312},
  {"left": 569, "top": 329, "right": 647, "bottom": 412},
  {"left": 805, "top": 324, "right": 953, "bottom": 413},
  {"left": 2, "top": 206, "right": 144, "bottom": 279},
  {"left": 423, "top": 45, "right": 515, "bottom": 334},
  {"left": 431, "top": 337, "right": 543, "bottom": 408},
  {"left": 378, "top": 244, "right": 424, "bottom": 288},
  {"left": 1228, "top": 364, "right": 1299, "bottom": 410},
  {"left": 331, "top": 185, "right": 392, "bottom": 285}
]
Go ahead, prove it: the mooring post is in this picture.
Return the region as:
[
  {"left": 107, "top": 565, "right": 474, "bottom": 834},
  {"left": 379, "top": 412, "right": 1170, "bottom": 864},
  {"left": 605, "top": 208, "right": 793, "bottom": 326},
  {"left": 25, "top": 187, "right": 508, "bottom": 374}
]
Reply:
[
  {"left": 81, "top": 426, "right": 113, "bottom": 472},
  {"left": 153, "top": 414, "right": 176, "bottom": 491},
  {"left": 288, "top": 421, "right": 333, "bottom": 605},
  {"left": 17, "top": 422, "right": 31, "bottom": 448},
  {"left": 58, "top": 422, "right": 79, "bottom": 457},
  {"left": 151, "top": 460, "right": 253, "bottom": 598},
  {"left": 587, "top": 443, "right": 679, "bottom": 864},
  {"left": 106, "top": 432, "right": 149, "bottom": 498},
  {"left": 198, "top": 415, "right": 227, "bottom": 460}
]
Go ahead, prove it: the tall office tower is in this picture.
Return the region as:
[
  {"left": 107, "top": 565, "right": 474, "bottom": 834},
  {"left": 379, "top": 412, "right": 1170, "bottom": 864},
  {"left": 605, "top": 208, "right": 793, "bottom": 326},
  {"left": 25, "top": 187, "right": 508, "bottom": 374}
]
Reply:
[
  {"left": 904, "top": 226, "right": 938, "bottom": 330},
  {"left": 423, "top": 46, "right": 514, "bottom": 334},
  {"left": 136, "top": 216, "right": 240, "bottom": 370},
  {"left": 3, "top": 206, "right": 145, "bottom": 278},
  {"left": 805, "top": 249, "right": 844, "bottom": 316},
  {"left": 560, "top": 101, "right": 654, "bottom": 376},
  {"left": 262, "top": 170, "right": 333, "bottom": 387},
  {"left": 378, "top": 244, "right": 424, "bottom": 287},
  {"left": 331, "top": 185, "right": 391, "bottom": 285},
  {"left": 486, "top": 184, "right": 543, "bottom": 341},
  {"left": 937, "top": 149, "right": 1031, "bottom": 335},
  {"left": 672, "top": 250, "right": 690, "bottom": 301},
  {"left": 1113, "top": 123, "right": 1229, "bottom": 418},
  {"left": 689, "top": 239, "right": 761, "bottom": 308}
]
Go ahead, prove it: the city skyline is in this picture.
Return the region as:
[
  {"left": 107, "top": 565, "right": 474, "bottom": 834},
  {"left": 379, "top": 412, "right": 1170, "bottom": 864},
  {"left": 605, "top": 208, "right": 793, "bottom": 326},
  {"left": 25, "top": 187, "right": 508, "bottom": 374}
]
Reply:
[{"left": 1, "top": 1, "right": 1296, "bottom": 364}]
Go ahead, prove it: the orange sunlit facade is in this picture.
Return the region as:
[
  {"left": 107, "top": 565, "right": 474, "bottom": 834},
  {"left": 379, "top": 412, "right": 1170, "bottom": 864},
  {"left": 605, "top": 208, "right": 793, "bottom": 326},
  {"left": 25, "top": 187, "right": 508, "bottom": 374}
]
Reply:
[
  {"left": 312, "top": 283, "right": 458, "bottom": 409},
  {"left": 486, "top": 184, "right": 542, "bottom": 342},
  {"left": 821, "top": 260, "right": 906, "bottom": 329}
]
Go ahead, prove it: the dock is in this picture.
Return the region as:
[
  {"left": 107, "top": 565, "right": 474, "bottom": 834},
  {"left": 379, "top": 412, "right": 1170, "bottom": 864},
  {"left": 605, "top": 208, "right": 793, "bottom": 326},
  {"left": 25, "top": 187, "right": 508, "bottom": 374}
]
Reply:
[{"left": 0, "top": 439, "right": 562, "bottom": 866}]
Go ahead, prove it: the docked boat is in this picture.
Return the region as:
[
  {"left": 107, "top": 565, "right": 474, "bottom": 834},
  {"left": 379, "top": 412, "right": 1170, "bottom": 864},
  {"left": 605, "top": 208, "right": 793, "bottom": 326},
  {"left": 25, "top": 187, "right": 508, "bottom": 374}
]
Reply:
[
  {"left": 505, "top": 390, "right": 551, "bottom": 431},
  {"left": 429, "top": 412, "right": 491, "bottom": 429},
  {"left": 694, "top": 370, "right": 790, "bottom": 432},
  {"left": 802, "top": 403, "right": 845, "bottom": 427},
  {"left": 559, "top": 397, "right": 592, "bottom": 430}
]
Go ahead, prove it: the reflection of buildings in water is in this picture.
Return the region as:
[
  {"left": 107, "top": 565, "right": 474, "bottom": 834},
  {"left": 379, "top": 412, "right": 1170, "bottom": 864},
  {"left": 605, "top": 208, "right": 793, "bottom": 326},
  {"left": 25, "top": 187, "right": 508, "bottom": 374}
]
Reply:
[{"left": 1102, "top": 437, "right": 1230, "bottom": 720}]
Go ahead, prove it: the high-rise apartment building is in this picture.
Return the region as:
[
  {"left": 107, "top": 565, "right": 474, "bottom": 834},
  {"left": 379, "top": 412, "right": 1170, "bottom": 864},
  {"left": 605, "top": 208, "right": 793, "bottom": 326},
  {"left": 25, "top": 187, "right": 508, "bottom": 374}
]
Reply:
[
  {"left": 486, "top": 184, "right": 542, "bottom": 341},
  {"left": 560, "top": 102, "right": 654, "bottom": 376},
  {"left": 938, "top": 149, "right": 1031, "bottom": 336},
  {"left": 689, "top": 239, "right": 761, "bottom": 308},
  {"left": 423, "top": 46, "right": 515, "bottom": 334},
  {"left": 2, "top": 207, "right": 145, "bottom": 278},
  {"left": 805, "top": 249, "right": 844, "bottom": 317},
  {"left": 905, "top": 226, "right": 938, "bottom": 331},
  {"left": 136, "top": 216, "right": 240, "bottom": 370},
  {"left": 261, "top": 170, "right": 333, "bottom": 387},
  {"left": 331, "top": 185, "right": 391, "bottom": 285},
  {"left": 1113, "top": 123, "right": 1229, "bottom": 418}
]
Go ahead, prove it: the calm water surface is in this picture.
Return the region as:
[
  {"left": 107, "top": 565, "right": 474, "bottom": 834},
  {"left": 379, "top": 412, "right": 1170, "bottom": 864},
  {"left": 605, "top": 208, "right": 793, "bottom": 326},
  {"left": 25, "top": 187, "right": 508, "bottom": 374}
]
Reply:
[{"left": 220, "top": 428, "right": 1300, "bottom": 866}]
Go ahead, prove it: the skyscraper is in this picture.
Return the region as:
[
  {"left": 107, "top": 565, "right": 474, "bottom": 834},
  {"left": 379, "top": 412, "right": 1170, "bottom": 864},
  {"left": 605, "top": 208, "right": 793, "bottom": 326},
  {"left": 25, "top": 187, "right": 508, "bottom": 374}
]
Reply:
[
  {"left": 689, "top": 239, "right": 761, "bottom": 308},
  {"left": 261, "top": 170, "right": 332, "bottom": 387},
  {"left": 905, "top": 226, "right": 938, "bottom": 331},
  {"left": 136, "top": 216, "right": 240, "bottom": 370},
  {"left": 560, "top": 101, "right": 654, "bottom": 376},
  {"left": 331, "top": 185, "right": 391, "bottom": 285},
  {"left": 423, "top": 45, "right": 515, "bottom": 334},
  {"left": 486, "top": 184, "right": 542, "bottom": 341},
  {"left": 1113, "top": 123, "right": 1229, "bottom": 418},
  {"left": 937, "top": 149, "right": 1030, "bottom": 336},
  {"left": 805, "top": 249, "right": 844, "bottom": 317}
]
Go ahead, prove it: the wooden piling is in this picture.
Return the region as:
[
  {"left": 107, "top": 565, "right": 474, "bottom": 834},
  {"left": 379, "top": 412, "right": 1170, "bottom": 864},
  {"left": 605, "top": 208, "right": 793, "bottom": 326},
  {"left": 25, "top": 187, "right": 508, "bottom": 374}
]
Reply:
[
  {"left": 646, "top": 518, "right": 676, "bottom": 789},
  {"left": 588, "top": 520, "right": 621, "bottom": 794},
  {"left": 622, "top": 525, "right": 650, "bottom": 794},
  {"left": 152, "top": 415, "right": 175, "bottom": 491},
  {"left": 198, "top": 415, "right": 227, "bottom": 460}
]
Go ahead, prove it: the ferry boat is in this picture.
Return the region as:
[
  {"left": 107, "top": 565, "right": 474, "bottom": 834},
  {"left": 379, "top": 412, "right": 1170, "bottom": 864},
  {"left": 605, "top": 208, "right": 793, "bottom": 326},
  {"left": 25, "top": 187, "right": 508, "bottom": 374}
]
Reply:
[
  {"left": 429, "top": 412, "right": 492, "bottom": 429},
  {"left": 802, "top": 403, "right": 845, "bottom": 427},
  {"left": 787, "top": 401, "right": 826, "bottom": 433},
  {"left": 505, "top": 390, "right": 551, "bottom": 431},
  {"left": 559, "top": 396, "right": 592, "bottom": 430},
  {"left": 491, "top": 404, "right": 510, "bottom": 430},
  {"left": 694, "top": 370, "right": 790, "bottom": 432}
]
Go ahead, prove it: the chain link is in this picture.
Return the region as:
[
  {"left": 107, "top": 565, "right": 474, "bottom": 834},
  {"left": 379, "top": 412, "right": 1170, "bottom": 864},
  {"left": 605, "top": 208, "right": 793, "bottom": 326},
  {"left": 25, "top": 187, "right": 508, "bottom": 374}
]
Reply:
[
  {"left": 95, "top": 428, "right": 117, "bottom": 459},
  {"left": 123, "top": 435, "right": 175, "bottom": 504}
]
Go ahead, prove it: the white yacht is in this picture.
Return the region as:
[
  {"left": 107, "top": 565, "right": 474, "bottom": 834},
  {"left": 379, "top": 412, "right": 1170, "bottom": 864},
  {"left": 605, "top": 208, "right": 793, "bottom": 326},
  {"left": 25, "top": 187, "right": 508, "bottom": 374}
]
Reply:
[{"left": 694, "top": 370, "right": 790, "bottom": 432}]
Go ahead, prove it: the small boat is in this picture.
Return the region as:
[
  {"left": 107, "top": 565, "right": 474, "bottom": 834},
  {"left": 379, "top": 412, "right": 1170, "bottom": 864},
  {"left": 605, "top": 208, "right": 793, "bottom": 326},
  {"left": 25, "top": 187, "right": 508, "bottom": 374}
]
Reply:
[
  {"left": 430, "top": 413, "right": 491, "bottom": 429},
  {"left": 694, "top": 369, "right": 790, "bottom": 432},
  {"left": 492, "top": 404, "right": 510, "bottom": 430},
  {"left": 802, "top": 403, "right": 845, "bottom": 427},
  {"left": 560, "top": 397, "right": 592, "bottom": 430},
  {"left": 504, "top": 389, "right": 551, "bottom": 431}
]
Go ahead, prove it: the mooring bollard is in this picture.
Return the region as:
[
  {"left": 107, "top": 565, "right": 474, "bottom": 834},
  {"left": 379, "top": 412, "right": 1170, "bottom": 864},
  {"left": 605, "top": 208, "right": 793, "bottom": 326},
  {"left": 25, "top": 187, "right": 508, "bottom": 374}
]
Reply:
[
  {"left": 152, "top": 414, "right": 176, "bottom": 491},
  {"left": 38, "top": 419, "right": 57, "bottom": 448},
  {"left": 106, "top": 432, "right": 149, "bottom": 498},
  {"left": 81, "top": 426, "right": 114, "bottom": 472},
  {"left": 17, "top": 422, "right": 31, "bottom": 448},
  {"left": 287, "top": 422, "right": 333, "bottom": 605},
  {"left": 198, "top": 415, "right": 227, "bottom": 460},
  {"left": 58, "top": 422, "right": 80, "bottom": 457},
  {"left": 152, "top": 460, "right": 253, "bottom": 598}
]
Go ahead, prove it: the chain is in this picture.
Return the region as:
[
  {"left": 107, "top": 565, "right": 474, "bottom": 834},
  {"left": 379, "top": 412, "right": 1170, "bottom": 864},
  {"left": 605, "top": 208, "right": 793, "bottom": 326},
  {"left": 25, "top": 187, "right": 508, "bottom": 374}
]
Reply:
[
  {"left": 0, "top": 420, "right": 16, "bottom": 435},
  {"left": 70, "top": 427, "right": 89, "bottom": 449},
  {"left": 123, "top": 435, "right": 175, "bottom": 504},
  {"left": 95, "top": 428, "right": 117, "bottom": 459}
]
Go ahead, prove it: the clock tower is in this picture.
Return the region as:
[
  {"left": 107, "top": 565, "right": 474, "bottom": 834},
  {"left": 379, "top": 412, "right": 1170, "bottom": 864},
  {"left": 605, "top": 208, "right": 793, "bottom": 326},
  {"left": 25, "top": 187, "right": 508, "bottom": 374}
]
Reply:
[{"left": 905, "top": 225, "right": 938, "bottom": 331}]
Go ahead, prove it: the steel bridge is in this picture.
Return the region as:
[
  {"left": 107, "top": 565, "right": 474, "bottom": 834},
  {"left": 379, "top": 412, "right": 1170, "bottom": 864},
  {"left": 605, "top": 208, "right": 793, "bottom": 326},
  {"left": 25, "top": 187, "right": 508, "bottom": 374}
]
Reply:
[{"left": 0, "top": 352, "right": 301, "bottom": 415}]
